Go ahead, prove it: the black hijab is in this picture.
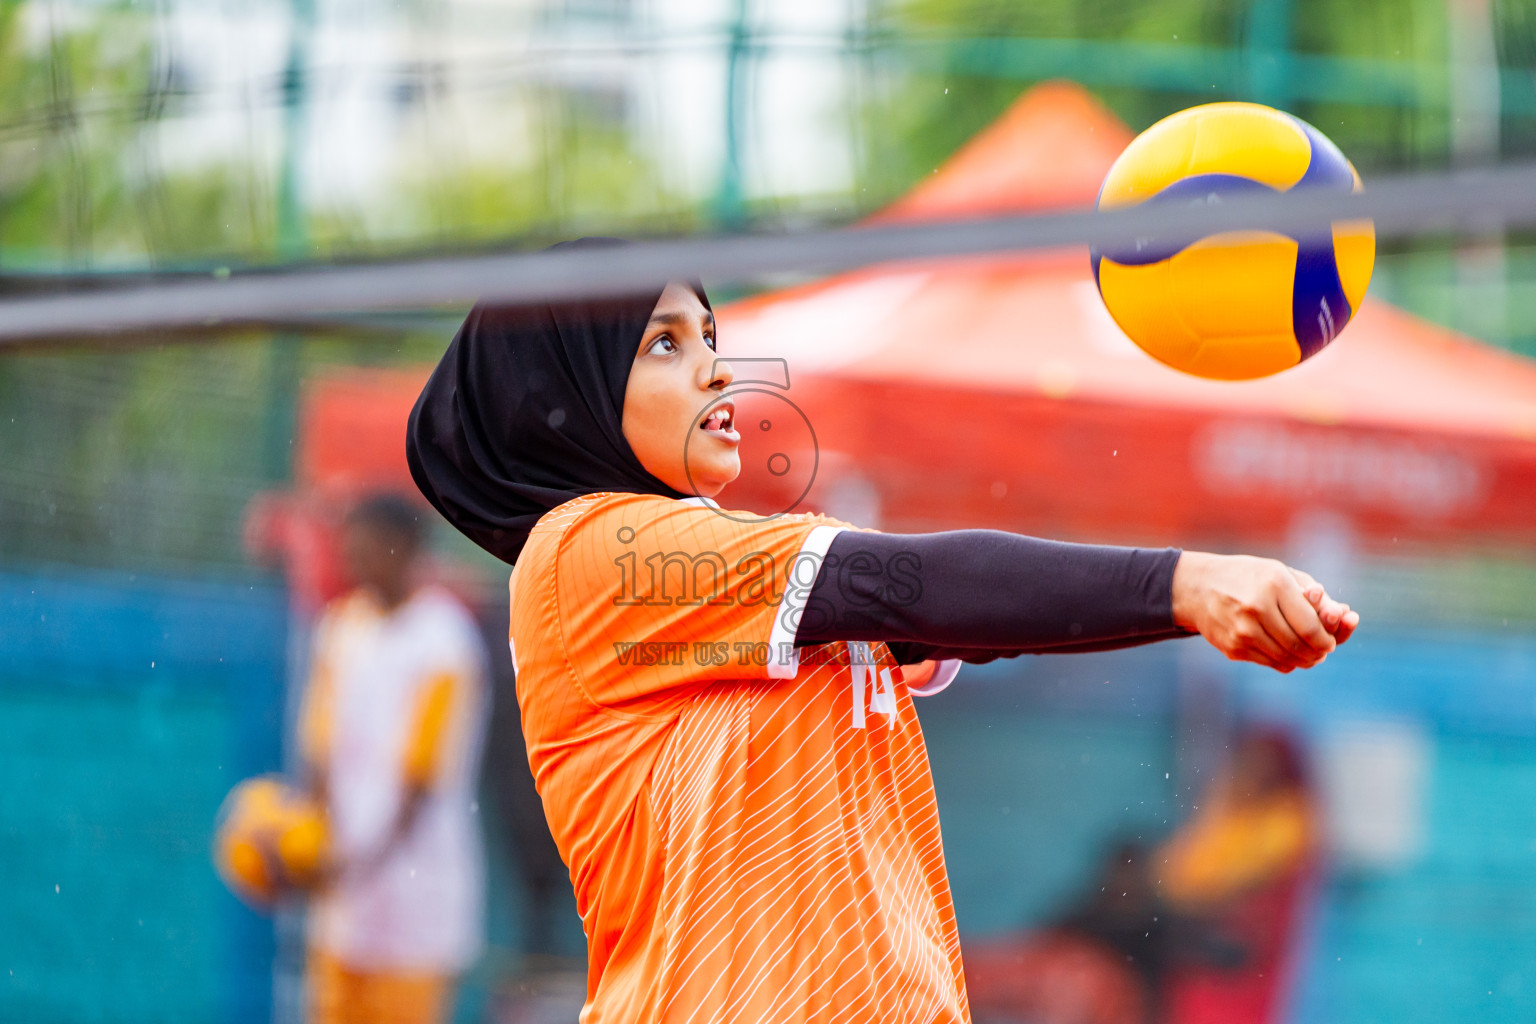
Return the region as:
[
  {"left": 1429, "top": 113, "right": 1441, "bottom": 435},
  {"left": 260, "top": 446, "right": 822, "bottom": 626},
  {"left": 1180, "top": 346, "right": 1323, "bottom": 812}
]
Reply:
[{"left": 406, "top": 246, "right": 711, "bottom": 564}]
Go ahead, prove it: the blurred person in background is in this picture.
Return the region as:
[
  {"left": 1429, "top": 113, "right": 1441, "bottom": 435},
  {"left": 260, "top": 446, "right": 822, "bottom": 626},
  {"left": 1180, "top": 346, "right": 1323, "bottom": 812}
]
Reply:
[
  {"left": 298, "top": 493, "right": 491, "bottom": 1024},
  {"left": 964, "top": 841, "right": 1157, "bottom": 1024},
  {"left": 965, "top": 841, "right": 1242, "bottom": 1024},
  {"left": 968, "top": 727, "right": 1313, "bottom": 1024},
  {"left": 1156, "top": 728, "right": 1318, "bottom": 1024}
]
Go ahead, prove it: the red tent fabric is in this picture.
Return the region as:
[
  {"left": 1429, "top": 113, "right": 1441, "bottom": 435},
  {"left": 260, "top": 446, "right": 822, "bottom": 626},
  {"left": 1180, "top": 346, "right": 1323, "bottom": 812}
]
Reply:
[
  {"left": 243, "top": 367, "right": 428, "bottom": 609},
  {"left": 715, "top": 82, "right": 1536, "bottom": 552},
  {"left": 295, "top": 367, "right": 428, "bottom": 496}
]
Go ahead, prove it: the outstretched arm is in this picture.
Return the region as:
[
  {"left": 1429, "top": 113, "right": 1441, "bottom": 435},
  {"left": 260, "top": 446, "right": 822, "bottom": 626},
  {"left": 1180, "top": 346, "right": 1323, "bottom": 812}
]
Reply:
[{"left": 797, "top": 530, "right": 1356, "bottom": 673}]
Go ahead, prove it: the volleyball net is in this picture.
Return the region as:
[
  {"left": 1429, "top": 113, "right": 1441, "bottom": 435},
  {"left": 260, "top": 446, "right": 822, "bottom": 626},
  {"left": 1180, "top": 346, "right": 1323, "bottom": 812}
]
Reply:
[{"left": 3, "top": 159, "right": 1536, "bottom": 344}]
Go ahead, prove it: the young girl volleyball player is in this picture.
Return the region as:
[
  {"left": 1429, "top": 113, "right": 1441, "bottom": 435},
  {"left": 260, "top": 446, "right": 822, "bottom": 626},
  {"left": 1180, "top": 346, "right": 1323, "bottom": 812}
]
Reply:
[{"left": 406, "top": 267, "right": 1357, "bottom": 1024}]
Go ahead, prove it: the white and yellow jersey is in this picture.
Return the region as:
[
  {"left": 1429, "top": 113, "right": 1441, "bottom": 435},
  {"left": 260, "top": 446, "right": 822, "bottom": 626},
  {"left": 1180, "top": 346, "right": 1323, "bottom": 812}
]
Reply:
[{"left": 299, "top": 584, "right": 489, "bottom": 973}]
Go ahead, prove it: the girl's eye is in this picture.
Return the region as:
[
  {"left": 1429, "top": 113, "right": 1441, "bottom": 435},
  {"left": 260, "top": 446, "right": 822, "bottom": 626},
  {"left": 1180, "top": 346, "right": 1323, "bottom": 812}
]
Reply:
[
  {"left": 705, "top": 333, "right": 716, "bottom": 351},
  {"left": 650, "top": 336, "right": 677, "bottom": 355}
]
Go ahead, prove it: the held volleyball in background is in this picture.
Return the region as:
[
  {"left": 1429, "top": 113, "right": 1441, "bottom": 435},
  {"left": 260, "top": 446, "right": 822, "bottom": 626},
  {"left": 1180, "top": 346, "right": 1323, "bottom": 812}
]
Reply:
[{"left": 214, "top": 776, "right": 331, "bottom": 910}]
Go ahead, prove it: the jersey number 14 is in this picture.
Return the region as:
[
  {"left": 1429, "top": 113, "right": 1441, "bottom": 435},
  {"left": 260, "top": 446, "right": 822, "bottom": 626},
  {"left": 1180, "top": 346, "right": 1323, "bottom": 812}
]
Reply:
[{"left": 848, "top": 642, "right": 897, "bottom": 729}]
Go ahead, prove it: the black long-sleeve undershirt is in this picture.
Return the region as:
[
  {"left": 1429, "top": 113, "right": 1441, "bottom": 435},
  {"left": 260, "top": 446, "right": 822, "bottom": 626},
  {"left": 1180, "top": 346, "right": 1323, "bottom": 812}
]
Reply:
[{"left": 794, "top": 529, "right": 1196, "bottom": 664}]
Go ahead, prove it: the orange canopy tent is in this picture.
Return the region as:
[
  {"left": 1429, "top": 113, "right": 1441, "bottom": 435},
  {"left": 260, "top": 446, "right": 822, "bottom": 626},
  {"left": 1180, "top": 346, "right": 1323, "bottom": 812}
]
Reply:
[
  {"left": 258, "top": 82, "right": 1536, "bottom": 608},
  {"left": 714, "top": 82, "right": 1536, "bottom": 553}
]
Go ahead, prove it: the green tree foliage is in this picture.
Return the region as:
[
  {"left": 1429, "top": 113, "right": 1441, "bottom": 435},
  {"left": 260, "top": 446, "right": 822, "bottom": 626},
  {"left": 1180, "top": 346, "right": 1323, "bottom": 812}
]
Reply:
[
  {"left": 0, "top": 5, "right": 278, "bottom": 266},
  {"left": 857, "top": 0, "right": 1464, "bottom": 213}
]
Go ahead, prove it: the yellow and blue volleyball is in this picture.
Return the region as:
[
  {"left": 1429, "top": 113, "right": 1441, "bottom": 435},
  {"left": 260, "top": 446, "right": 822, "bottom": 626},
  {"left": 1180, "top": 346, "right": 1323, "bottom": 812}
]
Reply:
[
  {"left": 1091, "top": 102, "right": 1375, "bottom": 380},
  {"left": 213, "top": 775, "right": 330, "bottom": 910}
]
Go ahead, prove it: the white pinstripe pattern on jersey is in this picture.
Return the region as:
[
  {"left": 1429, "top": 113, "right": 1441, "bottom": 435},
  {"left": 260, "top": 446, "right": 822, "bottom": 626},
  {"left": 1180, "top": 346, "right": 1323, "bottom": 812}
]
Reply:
[
  {"left": 654, "top": 673, "right": 955, "bottom": 1023},
  {"left": 654, "top": 695, "right": 856, "bottom": 1014}
]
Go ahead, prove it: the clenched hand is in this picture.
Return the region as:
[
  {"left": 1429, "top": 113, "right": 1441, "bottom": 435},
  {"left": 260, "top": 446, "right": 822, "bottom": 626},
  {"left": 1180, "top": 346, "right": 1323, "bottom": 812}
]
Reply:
[{"left": 1171, "top": 551, "right": 1359, "bottom": 673}]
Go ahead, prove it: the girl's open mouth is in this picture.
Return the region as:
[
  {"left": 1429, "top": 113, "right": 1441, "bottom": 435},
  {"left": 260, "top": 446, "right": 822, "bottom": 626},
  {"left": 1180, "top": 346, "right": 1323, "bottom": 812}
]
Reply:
[{"left": 698, "top": 400, "right": 739, "bottom": 444}]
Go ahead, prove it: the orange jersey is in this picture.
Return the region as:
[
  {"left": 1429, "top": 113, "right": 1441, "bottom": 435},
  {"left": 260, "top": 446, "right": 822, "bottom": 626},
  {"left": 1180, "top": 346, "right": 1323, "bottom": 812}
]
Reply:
[{"left": 509, "top": 492, "right": 969, "bottom": 1024}]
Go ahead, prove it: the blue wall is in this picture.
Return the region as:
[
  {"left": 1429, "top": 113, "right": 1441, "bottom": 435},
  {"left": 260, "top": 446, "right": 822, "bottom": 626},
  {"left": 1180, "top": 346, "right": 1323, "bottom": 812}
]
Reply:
[
  {"left": 0, "top": 567, "right": 287, "bottom": 1024},
  {"left": 1249, "top": 627, "right": 1536, "bottom": 1024}
]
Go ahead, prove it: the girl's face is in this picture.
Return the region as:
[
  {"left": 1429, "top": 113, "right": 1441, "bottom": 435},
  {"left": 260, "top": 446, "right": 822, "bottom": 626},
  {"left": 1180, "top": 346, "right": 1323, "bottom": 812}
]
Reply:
[{"left": 623, "top": 281, "right": 739, "bottom": 496}]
